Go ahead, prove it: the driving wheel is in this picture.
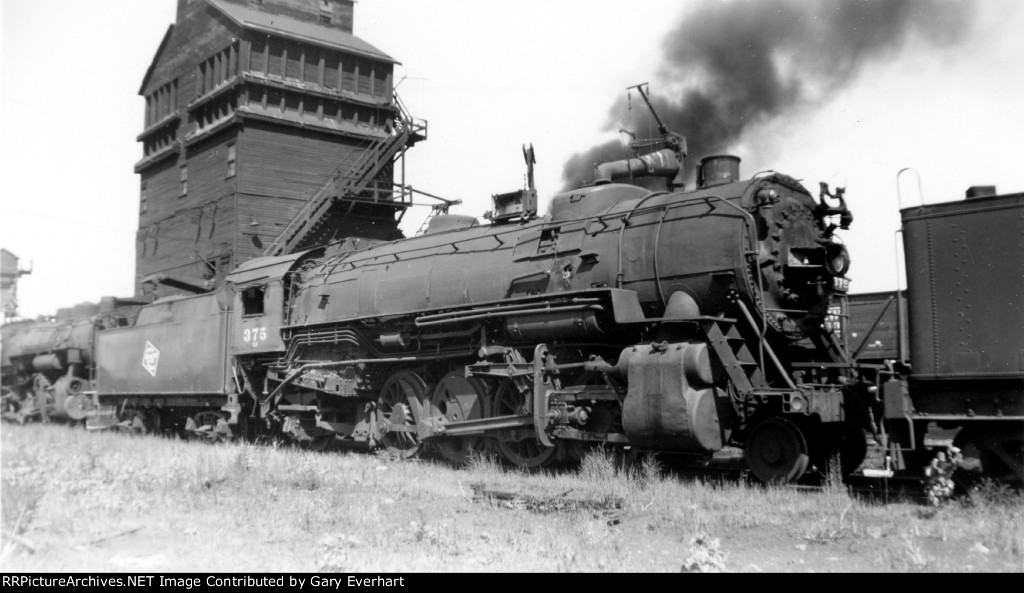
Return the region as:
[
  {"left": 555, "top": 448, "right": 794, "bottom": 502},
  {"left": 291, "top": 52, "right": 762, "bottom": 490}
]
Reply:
[
  {"left": 377, "top": 370, "right": 428, "bottom": 458},
  {"left": 430, "top": 371, "right": 489, "bottom": 465},
  {"left": 491, "top": 379, "right": 557, "bottom": 469}
]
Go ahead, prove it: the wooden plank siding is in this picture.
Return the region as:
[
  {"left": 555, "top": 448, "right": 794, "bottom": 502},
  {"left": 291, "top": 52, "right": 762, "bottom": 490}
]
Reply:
[
  {"left": 237, "top": 122, "right": 373, "bottom": 200},
  {"left": 139, "top": 159, "right": 181, "bottom": 225},
  {"left": 181, "top": 132, "right": 238, "bottom": 211},
  {"left": 136, "top": 200, "right": 237, "bottom": 287},
  {"left": 142, "top": 4, "right": 235, "bottom": 105}
]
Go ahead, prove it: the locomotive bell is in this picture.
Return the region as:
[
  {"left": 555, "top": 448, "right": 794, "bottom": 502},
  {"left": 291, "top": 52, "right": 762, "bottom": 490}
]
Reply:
[{"left": 697, "top": 155, "right": 741, "bottom": 188}]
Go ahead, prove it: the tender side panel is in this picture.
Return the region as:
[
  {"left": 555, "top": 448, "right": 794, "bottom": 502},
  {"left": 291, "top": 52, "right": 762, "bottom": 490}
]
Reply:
[
  {"left": 902, "top": 193, "right": 1024, "bottom": 416},
  {"left": 96, "top": 294, "right": 230, "bottom": 397},
  {"left": 903, "top": 194, "right": 1024, "bottom": 379}
]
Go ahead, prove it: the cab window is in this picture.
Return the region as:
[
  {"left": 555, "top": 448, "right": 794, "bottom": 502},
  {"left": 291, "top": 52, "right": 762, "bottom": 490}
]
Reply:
[{"left": 242, "top": 286, "right": 266, "bottom": 316}]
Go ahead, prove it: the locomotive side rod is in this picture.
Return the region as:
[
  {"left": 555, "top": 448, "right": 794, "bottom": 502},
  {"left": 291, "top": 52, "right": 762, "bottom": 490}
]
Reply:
[{"left": 434, "top": 413, "right": 534, "bottom": 437}]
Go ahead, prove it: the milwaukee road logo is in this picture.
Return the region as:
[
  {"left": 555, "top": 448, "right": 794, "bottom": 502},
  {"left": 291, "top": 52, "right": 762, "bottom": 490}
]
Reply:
[{"left": 142, "top": 341, "right": 160, "bottom": 377}]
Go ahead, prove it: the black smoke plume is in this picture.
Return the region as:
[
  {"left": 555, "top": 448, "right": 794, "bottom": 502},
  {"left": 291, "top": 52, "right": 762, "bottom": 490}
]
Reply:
[{"left": 561, "top": 0, "right": 972, "bottom": 190}]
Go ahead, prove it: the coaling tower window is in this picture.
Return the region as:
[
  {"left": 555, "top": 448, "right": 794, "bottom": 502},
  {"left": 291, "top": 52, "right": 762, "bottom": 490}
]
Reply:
[{"left": 226, "top": 142, "right": 237, "bottom": 178}]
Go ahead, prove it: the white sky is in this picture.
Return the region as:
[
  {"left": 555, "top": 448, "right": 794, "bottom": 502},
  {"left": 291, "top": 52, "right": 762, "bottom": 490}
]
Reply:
[{"left": 2, "top": 0, "right": 1023, "bottom": 319}]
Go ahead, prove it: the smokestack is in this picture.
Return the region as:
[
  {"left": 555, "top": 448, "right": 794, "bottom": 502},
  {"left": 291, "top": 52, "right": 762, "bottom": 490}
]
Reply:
[{"left": 697, "top": 155, "right": 741, "bottom": 189}]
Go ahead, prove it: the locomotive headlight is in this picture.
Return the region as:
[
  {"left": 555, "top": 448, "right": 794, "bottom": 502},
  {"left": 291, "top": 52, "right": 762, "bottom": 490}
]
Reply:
[{"left": 824, "top": 243, "right": 850, "bottom": 277}]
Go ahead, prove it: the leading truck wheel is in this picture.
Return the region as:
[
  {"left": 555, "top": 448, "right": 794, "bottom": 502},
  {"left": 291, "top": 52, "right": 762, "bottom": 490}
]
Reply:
[{"left": 745, "top": 417, "right": 810, "bottom": 484}]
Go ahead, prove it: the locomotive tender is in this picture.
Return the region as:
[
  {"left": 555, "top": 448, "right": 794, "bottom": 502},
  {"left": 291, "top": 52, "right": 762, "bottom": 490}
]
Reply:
[
  {"left": 87, "top": 139, "right": 865, "bottom": 484},
  {"left": 851, "top": 186, "right": 1024, "bottom": 484}
]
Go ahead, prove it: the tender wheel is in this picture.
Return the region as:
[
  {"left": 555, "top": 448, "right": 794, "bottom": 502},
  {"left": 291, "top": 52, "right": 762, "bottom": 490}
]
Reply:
[
  {"left": 124, "top": 408, "right": 161, "bottom": 433},
  {"left": 189, "top": 410, "right": 223, "bottom": 437},
  {"left": 192, "top": 410, "right": 222, "bottom": 428},
  {"left": 377, "top": 370, "right": 428, "bottom": 459},
  {"left": 491, "top": 379, "right": 557, "bottom": 469},
  {"left": 955, "top": 427, "right": 1024, "bottom": 485},
  {"left": 430, "top": 371, "right": 489, "bottom": 465},
  {"left": 745, "top": 417, "right": 810, "bottom": 484}
]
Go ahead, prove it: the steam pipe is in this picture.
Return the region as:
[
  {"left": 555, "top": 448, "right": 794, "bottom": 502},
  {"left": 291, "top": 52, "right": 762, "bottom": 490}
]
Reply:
[{"left": 594, "top": 149, "right": 681, "bottom": 186}]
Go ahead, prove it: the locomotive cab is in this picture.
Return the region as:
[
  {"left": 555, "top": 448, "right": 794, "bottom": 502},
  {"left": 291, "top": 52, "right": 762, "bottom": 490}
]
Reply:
[{"left": 226, "top": 253, "right": 308, "bottom": 356}]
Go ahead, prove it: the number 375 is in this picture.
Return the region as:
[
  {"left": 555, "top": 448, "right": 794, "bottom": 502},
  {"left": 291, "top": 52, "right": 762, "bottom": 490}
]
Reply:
[{"left": 243, "top": 327, "right": 268, "bottom": 345}]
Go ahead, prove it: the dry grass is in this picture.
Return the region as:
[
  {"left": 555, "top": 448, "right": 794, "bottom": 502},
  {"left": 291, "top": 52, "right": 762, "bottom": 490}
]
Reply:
[{"left": 1, "top": 424, "right": 1021, "bottom": 572}]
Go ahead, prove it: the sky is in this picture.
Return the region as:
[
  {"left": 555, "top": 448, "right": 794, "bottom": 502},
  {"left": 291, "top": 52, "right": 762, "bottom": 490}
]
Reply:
[{"left": 1, "top": 0, "right": 1023, "bottom": 319}]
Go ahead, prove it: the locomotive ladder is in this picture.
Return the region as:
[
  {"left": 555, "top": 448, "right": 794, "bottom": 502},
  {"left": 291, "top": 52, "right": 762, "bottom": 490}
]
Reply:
[{"left": 263, "top": 110, "right": 426, "bottom": 258}]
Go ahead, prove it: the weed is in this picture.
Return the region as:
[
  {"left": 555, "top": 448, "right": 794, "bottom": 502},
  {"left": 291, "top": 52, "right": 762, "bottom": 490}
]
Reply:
[
  {"left": 635, "top": 452, "right": 663, "bottom": 489},
  {"left": 681, "top": 532, "right": 727, "bottom": 573},
  {"left": 579, "top": 447, "right": 619, "bottom": 483},
  {"left": 465, "top": 449, "right": 502, "bottom": 476},
  {"left": 232, "top": 445, "right": 255, "bottom": 473},
  {"left": 824, "top": 453, "right": 845, "bottom": 495},
  {"left": 316, "top": 534, "right": 362, "bottom": 571},
  {"left": 881, "top": 532, "right": 934, "bottom": 572},
  {"left": 965, "top": 479, "right": 1024, "bottom": 509}
]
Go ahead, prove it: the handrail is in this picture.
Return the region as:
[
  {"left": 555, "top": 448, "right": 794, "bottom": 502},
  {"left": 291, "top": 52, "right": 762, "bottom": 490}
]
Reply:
[
  {"left": 734, "top": 299, "right": 797, "bottom": 390},
  {"left": 263, "top": 124, "right": 413, "bottom": 257},
  {"left": 896, "top": 168, "right": 925, "bottom": 210}
]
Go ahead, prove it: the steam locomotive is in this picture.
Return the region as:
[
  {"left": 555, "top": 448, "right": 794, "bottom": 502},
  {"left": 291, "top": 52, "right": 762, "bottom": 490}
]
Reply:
[
  {"left": 1, "top": 299, "right": 143, "bottom": 423},
  {"left": 31, "top": 125, "right": 863, "bottom": 486}
]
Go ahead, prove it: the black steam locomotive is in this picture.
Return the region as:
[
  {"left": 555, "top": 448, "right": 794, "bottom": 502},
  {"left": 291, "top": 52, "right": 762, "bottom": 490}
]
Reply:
[
  {"left": 47, "top": 122, "right": 866, "bottom": 485},
  {"left": 1, "top": 299, "right": 143, "bottom": 423}
]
